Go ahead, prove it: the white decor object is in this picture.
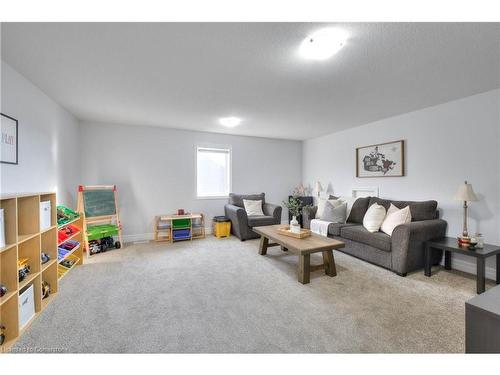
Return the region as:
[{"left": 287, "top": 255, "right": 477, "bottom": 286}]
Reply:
[
  {"left": 363, "top": 203, "right": 386, "bottom": 233},
  {"left": 314, "top": 181, "right": 323, "bottom": 197},
  {"left": 19, "top": 284, "right": 36, "bottom": 329},
  {"left": 381, "top": 204, "right": 412, "bottom": 236},
  {"left": 0, "top": 208, "right": 5, "bottom": 248},
  {"left": 290, "top": 216, "right": 301, "bottom": 234},
  {"left": 243, "top": 199, "right": 264, "bottom": 216},
  {"left": 40, "top": 200, "right": 51, "bottom": 231},
  {"left": 454, "top": 180, "right": 479, "bottom": 238}
]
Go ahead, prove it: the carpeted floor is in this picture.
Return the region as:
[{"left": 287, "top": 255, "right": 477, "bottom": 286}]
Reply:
[{"left": 13, "top": 236, "right": 488, "bottom": 353}]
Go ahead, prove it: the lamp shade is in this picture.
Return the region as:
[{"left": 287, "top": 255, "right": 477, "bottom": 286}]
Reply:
[
  {"left": 454, "top": 181, "right": 478, "bottom": 202},
  {"left": 315, "top": 181, "right": 323, "bottom": 193}
]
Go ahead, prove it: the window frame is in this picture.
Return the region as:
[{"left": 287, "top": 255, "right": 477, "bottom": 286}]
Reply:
[{"left": 195, "top": 145, "right": 232, "bottom": 200}]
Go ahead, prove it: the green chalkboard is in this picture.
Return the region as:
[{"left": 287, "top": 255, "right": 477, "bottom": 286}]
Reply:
[{"left": 83, "top": 189, "right": 116, "bottom": 217}]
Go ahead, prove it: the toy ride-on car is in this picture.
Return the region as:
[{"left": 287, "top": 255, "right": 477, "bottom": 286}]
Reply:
[{"left": 87, "top": 224, "right": 121, "bottom": 255}]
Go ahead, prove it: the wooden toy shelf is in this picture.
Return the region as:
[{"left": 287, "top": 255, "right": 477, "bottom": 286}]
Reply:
[
  {"left": 0, "top": 192, "right": 82, "bottom": 353},
  {"left": 57, "top": 216, "right": 84, "bottom": 279},
  {"left": 154, "top": 213, "right": 205, "bottom": 242}
]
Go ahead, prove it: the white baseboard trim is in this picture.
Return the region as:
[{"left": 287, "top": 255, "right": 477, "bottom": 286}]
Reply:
[{"left": 449, "top": 257, "right": 497, "bottom": 281}]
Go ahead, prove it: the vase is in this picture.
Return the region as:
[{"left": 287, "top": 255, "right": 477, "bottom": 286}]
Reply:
[{"left": 290, "top": 216, "right": 301, "bottom": 234}]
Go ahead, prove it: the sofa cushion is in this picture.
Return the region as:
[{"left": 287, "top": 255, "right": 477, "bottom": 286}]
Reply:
[
  {"left": 247, "top": 215, "right": 277, "bottom": 227},
  {"left": 346, "top": 197, "right": 371, "bottom": 223},
  {"left": 368, "top": 197, "right": 437, "bottom": 221},
  {"left": 327, "top": 222, "right": 358, "bottom": 236},
  {"left": 229, "top": 193, "right": 265, "bottom": 208},
  {"left": 340, "top": 225, "right": 392, "bottom": 252}
]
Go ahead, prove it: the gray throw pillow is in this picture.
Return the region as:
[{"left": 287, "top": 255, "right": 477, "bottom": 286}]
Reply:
[{"left": 320, "top": 201, "right": 347, "bottom": 223}]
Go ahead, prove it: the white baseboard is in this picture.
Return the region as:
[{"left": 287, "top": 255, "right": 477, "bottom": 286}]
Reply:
[{"left": 448, "top": 257, "right": 497, "bottom": 281}]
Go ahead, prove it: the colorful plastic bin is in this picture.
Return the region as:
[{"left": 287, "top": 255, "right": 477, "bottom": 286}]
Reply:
[{"left": 86, "top": 224, "right": 119, "bottom": 241}]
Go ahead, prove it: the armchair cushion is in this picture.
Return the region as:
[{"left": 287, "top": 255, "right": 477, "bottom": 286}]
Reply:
[{"left": 247, "top": 215, "right": 278, "bottom": 227}]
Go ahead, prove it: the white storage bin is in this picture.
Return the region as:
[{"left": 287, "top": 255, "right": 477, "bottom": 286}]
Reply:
[
  {"left": 19, "top": 284, "right": 36, "bottom": 329},
  {"left": 40, "top": 200, "right": 51, "bottom": 231},
  {"left": 0, "top": 208, "right": 5, "bottom": 248}
]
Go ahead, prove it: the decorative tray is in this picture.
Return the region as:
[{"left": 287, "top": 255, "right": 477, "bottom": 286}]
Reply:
[{"left": 277, "top": 225, "right": 312, "bottom": 239}]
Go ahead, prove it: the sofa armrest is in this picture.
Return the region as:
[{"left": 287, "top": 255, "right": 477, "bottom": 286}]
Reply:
[
  {"left": 263, "top": 203, "right": 282, "bottom": 223},
  {"left": 224, "top": 204, "right": 249, "bottom": 239},
  {"left": 391, "top": 219, "right": 447, "bottom": 274},
  {"left": 301, "top": 206, "right": 318, "bottom": 229}
]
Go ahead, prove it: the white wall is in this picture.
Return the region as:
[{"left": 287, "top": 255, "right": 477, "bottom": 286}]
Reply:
[
  {"left": 79, "top": 121, "right": 302, "bottom": 240},
  {"left": 303, "top": 89, "right": 500, "bottom": 278},
  {"left": 0, "top": 61, "right": 80, "bottom": 206}
]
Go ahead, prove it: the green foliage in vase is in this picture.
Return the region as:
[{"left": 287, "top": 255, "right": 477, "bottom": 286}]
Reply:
[{"left": 282, "top": 196, "right": 311, "bottom": 217}]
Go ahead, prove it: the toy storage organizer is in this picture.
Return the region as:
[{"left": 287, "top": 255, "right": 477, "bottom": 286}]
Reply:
[
  {"left": 56, "top": 206, "right": 84, "bottom": 279},
  {"left": 0, "top": 193, "right": 82, "bottom": 353},
  {"left": 154, "top": 214, "right": 205, "bottom": 242}
]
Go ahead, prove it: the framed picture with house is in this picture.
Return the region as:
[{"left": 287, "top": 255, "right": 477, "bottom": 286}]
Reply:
[
  {"left": 356, "top": 140, "right": 404, "bottom": 178},
  {"left": 1, "top": 113, "right": 19, "bottom": 165}
]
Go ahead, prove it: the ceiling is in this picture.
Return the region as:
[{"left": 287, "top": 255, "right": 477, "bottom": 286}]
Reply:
[{"left": 1, "top": 22, "right": 499, "bottom": 140}]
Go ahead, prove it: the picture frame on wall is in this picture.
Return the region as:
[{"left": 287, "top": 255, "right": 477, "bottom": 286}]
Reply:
[
  {"left": 356, "top": 140, "right": 404, "bottom": 178},
  {"left": 1, "top": 113, "right": 18, "bottom": 165}
]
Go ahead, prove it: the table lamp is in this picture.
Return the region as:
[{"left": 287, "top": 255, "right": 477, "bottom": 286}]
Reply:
[
  {"left": 454, "top": 180, "right": 478, "bottom": 244},
  {"left": 315, "top": 181, "right": 323, "bottom": 197}
]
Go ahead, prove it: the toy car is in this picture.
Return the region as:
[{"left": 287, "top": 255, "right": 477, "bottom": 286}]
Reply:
[
  {"left": 88, "top": 236, "right": 121, "bottom": 254},
  {"left": 0, "top": 284, "right": 7, "bottom": 298},
  {"left": 18, "top": 258, "right": 31, "bottom": 282},
  {"left": 41, "top": 281, "right": 51, "bottom": 299},
  {"left": 41, "top": 252, "right": 50, "bottom": 264},
  {"left": 0, "top": 325, "right": 5, "bottom": 346}
]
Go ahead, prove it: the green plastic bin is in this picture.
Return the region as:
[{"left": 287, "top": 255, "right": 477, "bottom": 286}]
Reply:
[{"left": 172, "top": 218, "right": 191, "bottom": 229}]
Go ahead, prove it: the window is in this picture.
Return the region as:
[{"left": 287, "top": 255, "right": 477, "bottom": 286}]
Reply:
[{"left": 196, "top": 146, "right": 231, "bottom": 198}]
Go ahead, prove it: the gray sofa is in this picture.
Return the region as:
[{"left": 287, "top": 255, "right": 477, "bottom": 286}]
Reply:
[
  {"left": 224, "top": 193, "right": 282, "bottom": 241},
  {"left": 302, "top": 196, "right": 447, "bottom": 276}
]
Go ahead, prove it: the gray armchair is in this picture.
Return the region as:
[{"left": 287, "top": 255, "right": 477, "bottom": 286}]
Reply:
[{"left": 224, "top": 193, "right": 282, "bottom": 240}]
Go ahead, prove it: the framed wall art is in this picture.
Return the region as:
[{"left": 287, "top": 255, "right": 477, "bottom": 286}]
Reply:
[
  {"left": 356, "top": 140, "right": 404, "bottom": 178},
  {"left": 1, "top": 113, "right": 19, "bottom": 165}
]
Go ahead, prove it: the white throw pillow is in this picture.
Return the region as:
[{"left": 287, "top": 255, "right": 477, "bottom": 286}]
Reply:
[
  {"left": 363, "top": 203, "right": 387, "bottom": 233},
  {"left": 381, "top": 204, "right": 412, "bottom": 236},
  {"left": 243, "top": 199, "right": 264, "bottom": 216},
  {"left": 315, "top": 198, "right": 342, "bottom": 218}
]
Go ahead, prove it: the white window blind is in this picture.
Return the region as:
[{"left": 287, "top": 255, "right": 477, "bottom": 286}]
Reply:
[{"left": 196, "top": 147, "right": 231, "bottom": 198}]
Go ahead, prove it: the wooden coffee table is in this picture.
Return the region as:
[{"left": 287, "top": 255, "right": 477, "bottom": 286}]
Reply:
[{"left": 252, "top": 225, "right": 345, "bottom": 284}]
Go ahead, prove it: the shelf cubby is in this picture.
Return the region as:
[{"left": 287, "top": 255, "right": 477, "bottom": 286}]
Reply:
[
  {"left": 40, "top": 193, "right": 57, "bottom": 228},
  {"left": 41, "top": 227, "right": 57, "bottom": 267},
  {"left": 42, "top": 261, "right": 58, "bottom": 300},
  {"left": 0, "top": 198, "right": 17, "bottom": 252},
  {"left": 17, "top": 195, "right": 40, "bottom": 241},
  {"left": 18, "top": 234, "right": 41, "bottom": 277},
  {"left": 0, "top": 292, "right": 19, "bottom": 350},
  {"left": 0, "top": 245, "right": 18, "bottom": 306}
]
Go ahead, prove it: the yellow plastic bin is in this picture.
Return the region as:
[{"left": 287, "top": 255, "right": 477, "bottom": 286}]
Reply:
[{"left": 213, "top": 216, "right": 231, "bottom": 238}]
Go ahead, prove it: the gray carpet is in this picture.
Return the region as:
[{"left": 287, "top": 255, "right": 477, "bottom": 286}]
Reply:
[{"left": 13, "top": 236, "right": 485, "bottom": 353}]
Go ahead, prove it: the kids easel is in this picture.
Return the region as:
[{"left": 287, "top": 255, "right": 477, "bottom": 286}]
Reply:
[{"left": 77, "top": 185, "right": 123, "bottom": 255}]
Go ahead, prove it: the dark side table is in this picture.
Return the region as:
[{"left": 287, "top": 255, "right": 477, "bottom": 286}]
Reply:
[{"left": 425, "top": 237, "right": 500, "bottom": 294}]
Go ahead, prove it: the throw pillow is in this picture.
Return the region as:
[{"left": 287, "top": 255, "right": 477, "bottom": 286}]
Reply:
[
  {"left": 381, "top": 204, "right": 412, "bottom": 236},
  {"left": 362, "top": 203, "right": 387, "bottom": 233},
  {"left": 320, "top": 201, "right": 347, "bottom": 223},
  {"left": 243, "top": 199, "right": 264, "bottom": 216},
  {"left": 315, "top": 198, "right": 343, "bottom": 218}
]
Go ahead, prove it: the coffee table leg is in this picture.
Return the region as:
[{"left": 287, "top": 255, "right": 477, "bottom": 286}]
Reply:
[
  {"left": 322, "top": 250, "right": 337, "bottom": 277},
  {"left": 444, "top": 250, "right": 452, "bottom": 270},
  {"left": 477, "top": 257, "right": 486, "bottom": 294},
  {"left": 298, "top": 254, "right": 310, "bottom": 284},
  {"left": 424, "top": 244, "right": 432, "bottom": 277},
  {"left": 259, "top": 236, "right": 269, "bottom": 255},
  {"left": 496, "top": 254, "right": 500, "bottom": 285}
]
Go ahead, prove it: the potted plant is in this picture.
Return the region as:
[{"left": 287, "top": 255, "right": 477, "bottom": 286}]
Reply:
[{"left": 282, "top": 196, "right": 311, "bottom": 234}]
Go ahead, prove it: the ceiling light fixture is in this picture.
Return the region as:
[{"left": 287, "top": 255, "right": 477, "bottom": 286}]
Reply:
[
  {"left": 299, "top": 28, "right": 348, "bottom": 60},
  {"left": 219, "top": 116, "right": 242, "bottom": 128}
]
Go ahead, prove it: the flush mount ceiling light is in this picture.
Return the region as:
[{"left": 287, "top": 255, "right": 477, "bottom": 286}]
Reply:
[
  {"left": 299, "top": 28, "right": 348, "bottom": 60},
  {"left": 219, "top": 117, "right": 242, "bottom": 128}
]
